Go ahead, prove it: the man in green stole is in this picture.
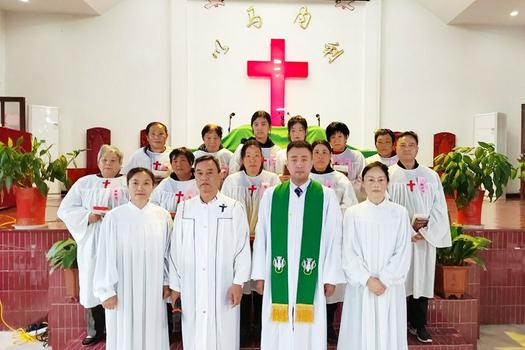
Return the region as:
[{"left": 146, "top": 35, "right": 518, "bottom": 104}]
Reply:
[{"left": 252, "top": 141, "right": 344, "bottom": 350}]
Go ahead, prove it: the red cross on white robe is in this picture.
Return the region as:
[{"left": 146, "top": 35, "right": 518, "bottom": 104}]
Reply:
[
  {"left": 248, "top": 185, "right": 257, "bottom": 195},
  {"left": 175, "top": 191, "right": 184, "bottom": 204},
  {"left": 247, "top": 39, "right": 308, "bottom": 126},
  {"left": 153, "top": 160, "right": 162, "bottom": 170},
  {"left": 102, "top": 179, "right": 111, "bottom": 188},
  {"left": 407, "top": 180, "right": 416, "bottom": 192}
]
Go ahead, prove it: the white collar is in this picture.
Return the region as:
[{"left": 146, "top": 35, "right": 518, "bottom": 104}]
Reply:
[{"left": 290, "top": 179, "right": 311, "bottom": 193}]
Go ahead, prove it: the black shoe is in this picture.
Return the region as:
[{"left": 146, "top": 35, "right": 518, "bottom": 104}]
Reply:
[
  {"left": 82, "top": 335, "right": 103, "bottom": 346},
  {"left": 416, "top": 327, "right": 432, "bottom": 343}
]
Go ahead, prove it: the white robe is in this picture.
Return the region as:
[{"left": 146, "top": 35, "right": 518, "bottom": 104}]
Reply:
[
  {"left": 93, "top": 202, "right": 172, "bottom": 350},
  {"left": 193, "top": 148, "right": 233, "bottom": 177},
  {"left": 366, "top": 153, "right": 399, "bottom": 166},
  {"left": 331, "top": 148, "right": 366, "bottom": 196},
  {"left": 252, "top": 180, "right": 344, "bottom": 350},
  {"left": 150, "top": 176, "right": 199, "bottom": 214},
  {"left": 229, "top": 143, "right": 281, "bottom": 174},
  {"left": 310, "top": 171, "right": 357, "bottom": 303},
  {"left": 57, "top": 174, "right": 128, "bottom": 308},
  {"left": 388, "top": 163, "right": 452, "bottom": 298},
  {"left": 338, "top": 199, "right": 412, "bottom": 350},
  {"left": 122, "top": 147, "right": 172, "bottom": 179},
  {"left": 169, "top": 193, "right": 251, "bottom": 350},
  {"left": 275, "top": 148, "right": 287, "bottom": 175}
]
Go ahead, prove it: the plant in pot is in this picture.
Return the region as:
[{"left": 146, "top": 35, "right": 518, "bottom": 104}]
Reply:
[
  {"left": 0, "top": 137, "right": 82, "bottom": 227},
  {"left": 433, "top": 142, "right": 517, "bottom": 225},
  {"left": 435, "top": 224, "right": 491, "bottom": 299},
  {"left": 46, "top": 238, "right": 79, "bottom": 299}
]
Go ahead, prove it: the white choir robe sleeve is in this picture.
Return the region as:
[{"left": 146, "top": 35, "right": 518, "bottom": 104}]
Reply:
[
  {"left": 342, "top": 211, "right": 372, "bottom": 287},
  {"left": 232, "top": 202, "right": 252, "bottom": 285},
  {"left": 93, "top": 215, "right": 119, "bottom": 303},
  {"left": 341, "top": 177, "right": 358, "bottom": 213},
  {"left": 228, "top": 145, "right": 243, "bottom": 174},
  {"left": 169, "top": 206, "right": 184, "bottom": 293},
  {"left": 419, "top": 173, "right": 452, "bottom": 248},
  {"left": 163, "top": 218, "right": 173, "bottom": 286},
  {"left": 351, "top": 152, "right": 366, "bottom": 194},
  {"left": 321, "top": 189, "right": 345, "bottom": 286},
  {"left": 377, "top": 209, "right": 412, "bottom": 289},
  {"left": 56, "top": 182, "right": 90, "bottom": 243},
  {"left": 251, "top": 190, "right": 270, "bottom": 282}
]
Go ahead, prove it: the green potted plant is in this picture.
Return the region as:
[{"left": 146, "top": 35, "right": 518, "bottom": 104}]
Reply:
[
  {"left": 433, "top": 142, "right": 517, "bottom": 225},
  {"left": 46, "top": 238, "right": 79, "bottom": 298},
  {"left": 435, "top": 224, "right": 491, "bottom": 299},
  {"left": 0, "top": 136, "right": 82, "bottom": 227}
]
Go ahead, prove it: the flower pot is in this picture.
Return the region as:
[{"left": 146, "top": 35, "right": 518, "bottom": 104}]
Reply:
[
  {"left": 445, "top": 193, "right": 458, "bottom": 224},
  {"left": 63, "top": 268, "right": 80, "bottom": 300},
  {"left": 14, "top": 186, "right": 47, "bottom": 227},
  {"left": 435, "top": 264, "right": 469, "bottom": 299},
  {"left": 457, "top": 190, "right": 484, "bottom": 226}
]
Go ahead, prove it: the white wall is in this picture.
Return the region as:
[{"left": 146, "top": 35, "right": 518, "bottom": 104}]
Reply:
[
  {"left": 381, "top": 0, "right": 525, "bottom": 192},
  {"left": 4, "top": 0, "right": 171, "bottom": 166},
  {"left": 0, "top": 10, "right": 6, "bottom": 96}
]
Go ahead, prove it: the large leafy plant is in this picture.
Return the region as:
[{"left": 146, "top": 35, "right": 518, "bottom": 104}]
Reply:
[
  {"left": 437, "top": 225, "right": 491, "bottom": 270},
  {"left": 434, "top": 142, "right": 517, "bottom": 209},
  {"left": 0, "top": 137, "right": 82, "bottom": 196},
  {"left": 46, "top": 238, "right": 78, "bottom": 272}
]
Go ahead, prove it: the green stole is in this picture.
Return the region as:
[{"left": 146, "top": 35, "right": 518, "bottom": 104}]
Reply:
[{"left": 270, "top": 180, "right": 324, "bottom": 323}]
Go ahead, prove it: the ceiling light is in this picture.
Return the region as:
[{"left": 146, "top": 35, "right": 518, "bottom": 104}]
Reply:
[
  {"left": 510, "top": 10, "right": 519, "bottom": 17},
  {"left": 18, "top": 0, "right": 30, "bottom": 2}
]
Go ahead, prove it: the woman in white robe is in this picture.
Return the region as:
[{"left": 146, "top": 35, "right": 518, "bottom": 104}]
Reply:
[
  {"left": 122, "top": 122, "right": 172, "bottom": 183},
  {"left": 94, "top": 167, "right": 173, "bottom": 350},
  {"left": 338, "top": 161, "right": 412, "bottom": 350},
  {"left": 150, "top": 147, "right": 199, "bottom": 217},
  {"left": 57, "top": 145, "right": 128, "bottom": 346},
  {"left": 193, "top": 123, "right": 233, "bottom": 178},
  {"left": 222, "top": 139, "right": 280, "bottom": 345},
  {"left": 229, "top": 111, "right": 280, "bottom": 174},
  {"left": 308, "top": 139, "right": 357, "bottom": 344}
]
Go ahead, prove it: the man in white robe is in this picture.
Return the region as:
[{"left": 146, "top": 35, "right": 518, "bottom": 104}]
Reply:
[
  {"left": 94, "top": 167, "right": 173, "bottom": 350},
  {"left": 57, "top": 145, "right": 128, "bottom": 346},
  {"left": 170, "top": 155, "right": 251, "bottom": 350},
  {"left": 366, "top": 128, "right": 399, "bottom": 166},
  {"left": 252, "top": 141, "right": 344, "bottom": 350},
  {"left": 339, "top": 161, "right": 412, "bottom": 350},
  {"left": 388, "top": 131, "right": 452, "bottom": 343}
]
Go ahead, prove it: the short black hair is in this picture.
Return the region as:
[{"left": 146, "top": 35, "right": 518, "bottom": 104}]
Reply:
[
  {"left": 201, "top": 124, "right": 223, "bottom": 139},
  {"left": 361, "top": 161, "right": 389, "bottom": 182},
  {"left": 251, "top": 110, "right": 271, "bottom": 127},
  {"left": 240, "top": 139, "right": 263, "bottom": 173},
  {"left": 374, "top": 128, "right": 395, "bottom": 144},
  {"left": 311, "top": 139, "right": 332, "bottom": 153},
  {"left": 287, "top": 115, "right": 308, "bottom": 141},
  {"left": 126, "top": 167, "right": 155, "bottom": 185},
  {"left": 145, "top": 122, "right": 168, "bottom": 135},
  {"left": 398, "top": 131, "right": 419, "bottom": 145},
  {"left": 194, "top": 154, "right": 221, "bottom": 173},
  {"left": 169, "top": 147, "right": 195, "bottom": 164},
  {"left": 287, "top": 140, "right": 313, "bottom": 155},
  {"left": 325, "top": 122, "right": 350, "bottom": 140}
]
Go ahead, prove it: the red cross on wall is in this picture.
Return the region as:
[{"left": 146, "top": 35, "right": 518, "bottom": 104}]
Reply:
[{"left": 247, "top": 39, "right": 308, "bottom": 126}]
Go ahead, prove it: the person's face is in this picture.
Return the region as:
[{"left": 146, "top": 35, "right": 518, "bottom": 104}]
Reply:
[
  {"left": 329, "top": 131, "right": 348, "bottom": 152},
  {"left": 203, "top": 131, "right": 221, "bottom": 153},
  {"left": 242, "top": 146, "right": 263, "bottom": 176},
  {"left": 195, "top": 160, "right": 221, "bottom": 193},
  {"left": 362, "top": 166, "right": 388, "bottom": 199},
  {"left": 128, "top": 171, "right": 154, "bottom": 203},
  {"left": 171, "top": 155, "right": 192, "bottom": 179},
  {"left": 375, "top": 134, "right": 395, "bottom": 158},
  {"left": 396, "top": 135, "right": 418, "bottom": 163},
  {"left": 147, "top": 124, "right": 168, "bottom": 151},
  {"left": 252, "top": 117, "right": 270, "bottom": 142},
  {"left": 289, "top": 123, "right": 306, "bottom": 142},
  {"left": 98, "top": 151, "right": 121, "bottom": 178},
  {"left": 287, "top": 147, "right": 313, "bottom": 184},
  {"left": 312, "top": 144, "right": 331, "bottom": 172}
]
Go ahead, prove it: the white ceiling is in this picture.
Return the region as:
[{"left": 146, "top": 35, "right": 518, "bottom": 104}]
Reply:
[
  {"left": 0, "top": 0, "right": 121, "bottom": 16},
  {"left": 418, "top": 0, "right": 525, "bottom": 26}
]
